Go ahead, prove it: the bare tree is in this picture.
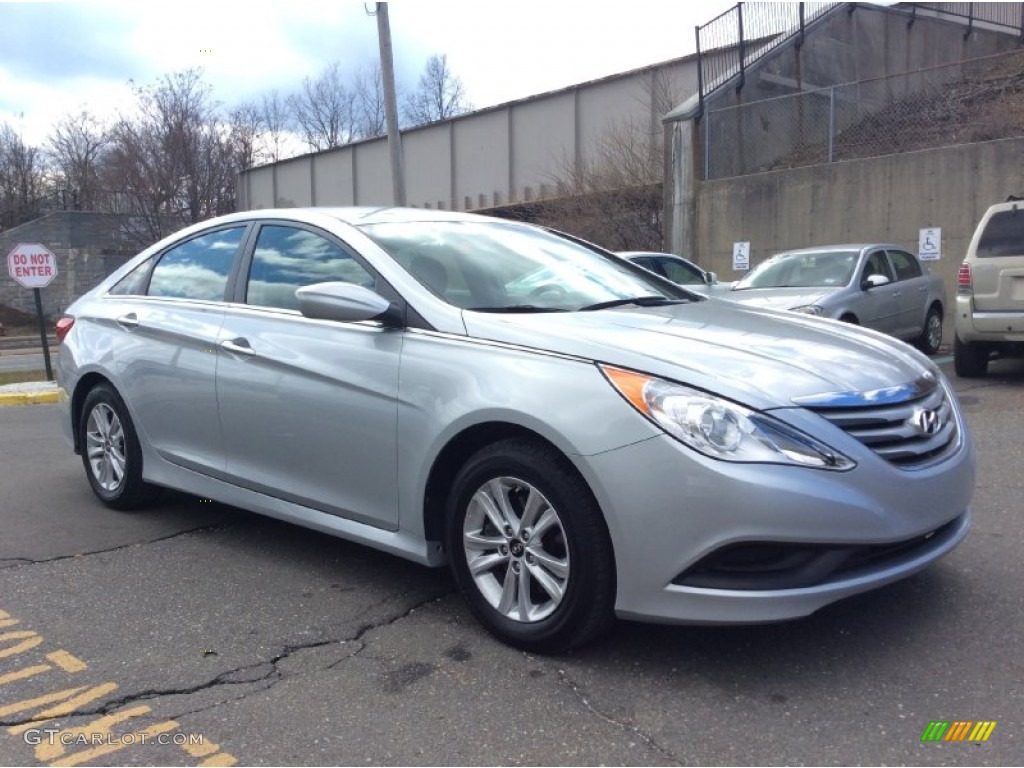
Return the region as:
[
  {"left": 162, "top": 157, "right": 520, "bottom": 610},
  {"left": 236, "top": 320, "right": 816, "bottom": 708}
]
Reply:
[
  {"left": 288, "top": 62, "right": 358, "bottom": 151},
  {"left": 46, "top": 110, "right": 109, "bottom": 211},
  {"left": 104, "top": 69, "right": 235, "bottom": 244},
  {"left": 402, "top": 54, "right": 471, "bottom": 126},
  {"left": 0, "top": 122, "right": 47, "bottom": 229},
  {"left": 530, "top": 70, "right": 680, "bottom": 251},
  {"left": 228, "top": 100, "right": 264, "bottom": 171},
  {"left": 260, "top": 89, "right": 291, "bottom": 162},
  {"left": 353, "top": 63, "right": 387, "bottom": 139}
]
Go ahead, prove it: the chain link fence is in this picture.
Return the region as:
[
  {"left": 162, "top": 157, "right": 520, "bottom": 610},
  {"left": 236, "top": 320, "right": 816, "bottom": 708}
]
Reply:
[{"left": 702, "top": 47, "right": 1024, "bottom": 179}]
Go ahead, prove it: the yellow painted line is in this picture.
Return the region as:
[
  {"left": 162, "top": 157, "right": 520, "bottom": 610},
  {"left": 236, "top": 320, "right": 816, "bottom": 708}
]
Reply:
[
  {"left": 0, "top": 664, "right": 51, "bottom": 686},
  {"left": 5, "top": 683, "right": 119, "bottom": 733},
  {"left": 35, "top": 706, "right": 153, "bottom": 762},
  {"left": 0, "top": 611, "right": 19, "bottom": 629},
  {"left": 0, "top": 631, "right": 45, "bottom": 659},
  {"left": 182, "top": 739, "right": 222, "bottom": 758},
  {"left": 47, "top": 650, "right": 88, "bottom": 673},
  {"left": 199, "top": 753, "right": 238, "bottom": 767},
  {"left": 50, "top": 720, "right": 181, "bottom": 767},
  {"left": 0, "top": 391, "right": 60, "bottom": 407}
]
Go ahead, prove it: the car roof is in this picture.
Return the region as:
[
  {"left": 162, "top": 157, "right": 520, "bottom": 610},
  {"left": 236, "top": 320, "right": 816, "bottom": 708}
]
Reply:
[{"left": 777, "top": 244, "right": 900, "bottom": 255}]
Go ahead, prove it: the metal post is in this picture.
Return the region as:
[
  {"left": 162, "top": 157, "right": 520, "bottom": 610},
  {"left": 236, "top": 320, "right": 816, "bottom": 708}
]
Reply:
[
  {"left": 798, "top": 3, "right": 806, "bottom": 48},
  {"left": 964, "top": 2, "right": 974, "bottom": 39},
  {"left": 736, "top": 3, "right": 746, "bottom": 94},
  {"left": 34, "top": 288, "right": 53, "bottom": 381},
  {"left": 828, "top": 86, "right": 836, "bottom": 163},
  {"left": 695, "top": 25, "right": 705, "bottom": 115},
  {"left": 376, "top": 3, "right": 406, "bottom": 206},
  {"left": 704, "top": 116, "right": 711, "bottom": 179}
]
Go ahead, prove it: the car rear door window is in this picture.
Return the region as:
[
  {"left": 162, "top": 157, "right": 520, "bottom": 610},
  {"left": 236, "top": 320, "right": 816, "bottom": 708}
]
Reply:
[
  {"left": 246, "top": 225, "right": 375, "bottom": 311},
  {"left": 148, "top": 227, "right": 245, "bottom": 300},
  {"left": 887, "top": 250, "right": 923, "bottom": 281},
  {"left": 977, "top": 210, "right": 1024, "bottom": 258}
]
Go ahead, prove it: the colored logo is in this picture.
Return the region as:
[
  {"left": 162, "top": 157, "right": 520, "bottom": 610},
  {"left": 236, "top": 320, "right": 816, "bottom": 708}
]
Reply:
[{"left": 921, "top": 721, "right": 997, "bottom": 742}]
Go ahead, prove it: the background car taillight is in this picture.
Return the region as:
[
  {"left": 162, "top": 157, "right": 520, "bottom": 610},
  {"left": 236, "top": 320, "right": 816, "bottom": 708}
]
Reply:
[
  {"left": 55, "top": 316, "right": 75, "bottom": 344},
  {"left": 957, "top": 262, "right": 973, "bottom": 294}
]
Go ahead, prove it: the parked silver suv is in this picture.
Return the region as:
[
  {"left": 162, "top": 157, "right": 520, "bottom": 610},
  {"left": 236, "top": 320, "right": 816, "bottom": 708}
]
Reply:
[{"left": 955, "top": 198, "right": 1024, "bottom": 377}]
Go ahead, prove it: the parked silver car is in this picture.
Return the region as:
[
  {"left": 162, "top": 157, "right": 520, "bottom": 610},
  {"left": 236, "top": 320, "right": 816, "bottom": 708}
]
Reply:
[
  {"left": 57, "top": 210, "right": 974, "bottom": 652},
  {"left": 725, "top": 245, "right": 947, "bottom": 354}
]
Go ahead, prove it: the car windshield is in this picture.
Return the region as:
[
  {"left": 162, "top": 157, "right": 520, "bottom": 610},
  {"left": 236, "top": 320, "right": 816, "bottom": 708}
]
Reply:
[
  {"left": 733, "top": 250, "right": 859, "bottom": 290},
  {"left": 360, "top": 220, "right": 692, "bottom": 311}
]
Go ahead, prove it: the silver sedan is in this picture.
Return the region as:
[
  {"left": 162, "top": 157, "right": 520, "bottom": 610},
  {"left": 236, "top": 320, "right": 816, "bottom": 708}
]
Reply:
[
  {"left": 56, "top": 210, "right": 973, "bottom": 652},
  {"left": 725, "top": 245, "right": 947, "bottom": 354}
]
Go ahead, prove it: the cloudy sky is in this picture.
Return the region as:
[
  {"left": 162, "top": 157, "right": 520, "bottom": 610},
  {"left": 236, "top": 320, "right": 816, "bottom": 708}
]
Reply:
[{"left": 0, "top": 0, "right": 734, "bottom": 145}]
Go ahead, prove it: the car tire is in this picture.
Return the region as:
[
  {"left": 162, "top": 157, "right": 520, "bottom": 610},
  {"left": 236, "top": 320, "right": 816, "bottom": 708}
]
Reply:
[
  {"left": 79, "top": 384, "right": 161, "bottom": 510},
  {"left": 953, "top": 335, "right": 989, "bottom": 378},
  {"left": 917, "top": 306, "right": 943, "bottom": 356},
  {"left": 446, "top": 438, "right": 616, "bottom": 653}
]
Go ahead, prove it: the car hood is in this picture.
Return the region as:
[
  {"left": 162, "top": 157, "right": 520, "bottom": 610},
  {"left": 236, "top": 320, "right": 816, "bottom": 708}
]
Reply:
[
  {"left": 461, "top": 301, "right": 935, "bottom": 410},
  {"left": 722, "top": 286, "right": 835, "bottom": 310}
]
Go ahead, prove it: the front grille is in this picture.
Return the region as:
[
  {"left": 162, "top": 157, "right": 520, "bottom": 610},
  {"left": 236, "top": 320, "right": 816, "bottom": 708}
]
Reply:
[{"left": 808, "top": 385, "right": 958, "bottom": 468}]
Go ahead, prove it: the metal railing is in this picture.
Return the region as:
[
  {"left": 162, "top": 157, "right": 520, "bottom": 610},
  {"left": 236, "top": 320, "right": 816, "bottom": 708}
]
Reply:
[
  {"left": 695, "top": 2, "right": 843, "bottom": 110},
  {"left": 912, "top": 2, "right": 1024, "bottom": 37},
  {"left": 702, "top": 48, "right": 1024, "bottom": 179}
]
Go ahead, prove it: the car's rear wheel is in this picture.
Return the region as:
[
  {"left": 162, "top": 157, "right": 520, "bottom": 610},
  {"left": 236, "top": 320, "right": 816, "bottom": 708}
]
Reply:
[
  {"left": 917, "top": 306, "right": 943, "bottom": 356},
  {"left": 446, "top": 438, "right": 615, "bottom": 653},
  {"left": 953, "top": 335, "right": 989, "bottom": 378},
  {"left": 80, "top": 384, "right": 161, "bottom": 510}
]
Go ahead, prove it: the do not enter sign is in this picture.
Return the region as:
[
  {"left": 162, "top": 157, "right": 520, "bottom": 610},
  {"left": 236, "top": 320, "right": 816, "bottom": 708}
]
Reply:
[{"left": 7, "top": 242, "right": 58, "bottom": 289}]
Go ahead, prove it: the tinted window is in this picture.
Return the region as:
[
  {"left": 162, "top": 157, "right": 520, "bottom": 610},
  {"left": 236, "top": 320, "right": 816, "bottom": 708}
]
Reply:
[
  {"left": 246, "top": 225, "right": 375, "bottom": 310},
  {"left": 108, "top": 259, "right": 153, "bottom": 296},
  {"left": 977, "top": 210, "right": 1024, "bottom": 258},
  {"left": 658, "top": 257, "right": 705, "bottom": 286},
  {"left": 888, "top": 250, "right": 922, "bottom": 281},
  {"left": 148, "top": 227, "right": 245, "bottom": 300}
]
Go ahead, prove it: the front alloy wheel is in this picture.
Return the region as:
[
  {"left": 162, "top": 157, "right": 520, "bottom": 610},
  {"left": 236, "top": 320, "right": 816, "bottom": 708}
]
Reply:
[
  {"left": 463, "top": 477, "right": 570, "bottom": 623},
  {"left": 447, "top": 438, "right": 615, "bottom": 653},
  {"left": 85, "top": 402, "right": 127, "bottom": 493}
]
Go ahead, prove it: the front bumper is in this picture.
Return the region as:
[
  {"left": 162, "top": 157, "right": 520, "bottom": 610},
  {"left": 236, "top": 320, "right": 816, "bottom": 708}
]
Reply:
[{"left": 576, "top": 424, "right": 974, "bottom": 625}]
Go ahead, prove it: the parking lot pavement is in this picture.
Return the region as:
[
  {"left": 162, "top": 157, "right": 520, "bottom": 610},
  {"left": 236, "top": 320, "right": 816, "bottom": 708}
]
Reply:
[{"left": 0, "top": 362, "right": 1020, "bottom": 766}]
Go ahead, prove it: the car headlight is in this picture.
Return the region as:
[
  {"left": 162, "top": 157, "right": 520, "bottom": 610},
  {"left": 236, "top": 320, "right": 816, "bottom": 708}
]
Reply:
[
  {"left": 600, "top": 366, "right": 854, "bottom": 470},
  {"left": 790, "top": 304, "right": 824, "bottom": 315}
]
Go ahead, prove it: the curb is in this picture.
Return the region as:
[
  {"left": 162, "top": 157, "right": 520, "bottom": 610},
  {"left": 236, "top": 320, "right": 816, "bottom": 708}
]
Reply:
[{"left": 0, "top": 390, "right": 60, "bottom": 407}]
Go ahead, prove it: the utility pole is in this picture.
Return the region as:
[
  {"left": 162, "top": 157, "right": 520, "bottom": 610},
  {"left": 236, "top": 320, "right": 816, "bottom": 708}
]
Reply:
[{"left": 376, "top": 2, "right": 406, "bottom": 206}]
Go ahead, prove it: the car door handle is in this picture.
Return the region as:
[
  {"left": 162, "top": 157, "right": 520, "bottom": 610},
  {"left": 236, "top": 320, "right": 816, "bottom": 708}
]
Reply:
[
  {"left": 116, "top": 313, "right": 139, "bottom": 330},
  {"left": 220, "top": 338, "right": 256, "bottom": 357}
]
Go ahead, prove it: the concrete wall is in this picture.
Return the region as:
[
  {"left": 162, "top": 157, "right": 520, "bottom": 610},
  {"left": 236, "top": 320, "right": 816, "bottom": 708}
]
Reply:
[
  {"left": 1, "top": 212, "right": 135, "bottom": 320},
  {"left": 238, "top": 55, "right": 700, "bottom": 213},
  {"left": 694, "top": 136, "right": 1024, "bottom": 339}
]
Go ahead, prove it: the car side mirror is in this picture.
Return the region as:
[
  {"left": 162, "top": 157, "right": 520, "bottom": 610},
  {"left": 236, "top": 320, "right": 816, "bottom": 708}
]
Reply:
[
  {"left": 296, "top": 282, "right": 402, "bottom": 326},
  {"left": 706, "top": 271, "right": 719, "bottom": 285},
  {"left": 861, "top": 274, "right": 891, "bottom": 290}
]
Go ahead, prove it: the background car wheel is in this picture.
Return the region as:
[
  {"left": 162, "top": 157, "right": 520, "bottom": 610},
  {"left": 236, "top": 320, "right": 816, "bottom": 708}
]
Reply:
[
  {"left": 446, "top": 438, "right": 615, "bottom": 653},
  {"left": 79, "top": 384, "right": 161, "bottom": 510},
  {"left": 954, "top": 336, "right": 989, "bottom": 378},
  {"left": 917, "top": 306, "right": 943, "bottom": 355},
  {"left": 840, "top": 314, "right": 859, "bottom": 324}
]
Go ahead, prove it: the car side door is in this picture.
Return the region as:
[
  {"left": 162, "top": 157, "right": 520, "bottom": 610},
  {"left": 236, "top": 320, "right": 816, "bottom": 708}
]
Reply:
[
  {"left": 886, "top": 249, "right": 930, "bottom": 338},
  {"left": 102, "top": 224, "right": 249, "bottom": 475},
  {"left": 851, "top": 249, "right": 901, "bottom": 334},
  {"left": 215, "top": 221, "right": 404, "bottom": 529}
]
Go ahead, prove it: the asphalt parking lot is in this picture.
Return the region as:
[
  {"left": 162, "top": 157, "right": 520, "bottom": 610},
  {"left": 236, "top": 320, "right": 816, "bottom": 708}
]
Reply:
[{"left": 0, "top": 360, "right": 1020, "bottom": 766}]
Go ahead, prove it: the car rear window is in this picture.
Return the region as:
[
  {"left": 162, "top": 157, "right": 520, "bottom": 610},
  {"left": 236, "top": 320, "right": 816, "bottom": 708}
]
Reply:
[{"left": 977, "top": 209, "right": 1024, "bottom": 258}]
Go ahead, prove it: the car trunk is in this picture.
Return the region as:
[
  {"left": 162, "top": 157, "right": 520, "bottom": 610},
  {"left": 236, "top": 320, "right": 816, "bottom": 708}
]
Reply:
[{"left": 971, "top": 208, "right": 1024, "bottom": 329}]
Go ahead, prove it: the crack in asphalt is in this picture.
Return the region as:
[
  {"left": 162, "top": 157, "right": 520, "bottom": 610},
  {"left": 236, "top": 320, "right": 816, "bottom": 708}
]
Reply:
[
  {"left": 0, "top": 588, "right": 453, "bottom": 728},
  {"left": 556, "top": 668, "right": 681, "bottom": 766},
  {"left": 0, "top": 523, "right": 232, "bottom": 571}
]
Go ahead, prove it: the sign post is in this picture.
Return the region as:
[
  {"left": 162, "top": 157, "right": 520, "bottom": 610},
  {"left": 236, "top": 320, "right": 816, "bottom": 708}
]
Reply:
[{"left": 6, "top": 243, "right": 59, "bottom": 381}]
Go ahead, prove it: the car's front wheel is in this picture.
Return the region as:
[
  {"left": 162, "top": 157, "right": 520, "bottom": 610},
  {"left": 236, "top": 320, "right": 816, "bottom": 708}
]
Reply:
[
  {"left": 953, "top": 335, "right": 989, "bottom": 378},
  {"left": 79, "top": 384, "right": 161, "bottom": 510},
  {"left": 446, "top": 438, "right": 615, "bottom": 653}
]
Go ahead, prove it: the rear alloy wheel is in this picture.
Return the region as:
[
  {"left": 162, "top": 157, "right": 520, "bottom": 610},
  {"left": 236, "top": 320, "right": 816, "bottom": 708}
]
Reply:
[
  {"left": 953, "top": 335, "right": 989, "bottom": 378},
  {"left": 917, "top": 307, "right": 943, "bottom": 356},
  {"left": 80, "top": 384, "right": 161, "bottom": 510},
  {"left": 447, "top": 439, "right": 615, "bottom": 653}
]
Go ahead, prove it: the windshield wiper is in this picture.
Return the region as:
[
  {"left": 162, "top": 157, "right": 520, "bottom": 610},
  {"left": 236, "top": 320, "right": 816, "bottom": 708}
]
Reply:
[
  {"left": 468, "top": 305, "right": 569, "bottom": 313},
  {"left": 578, "top": 296, "right": 687, "bottom": 311}
]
